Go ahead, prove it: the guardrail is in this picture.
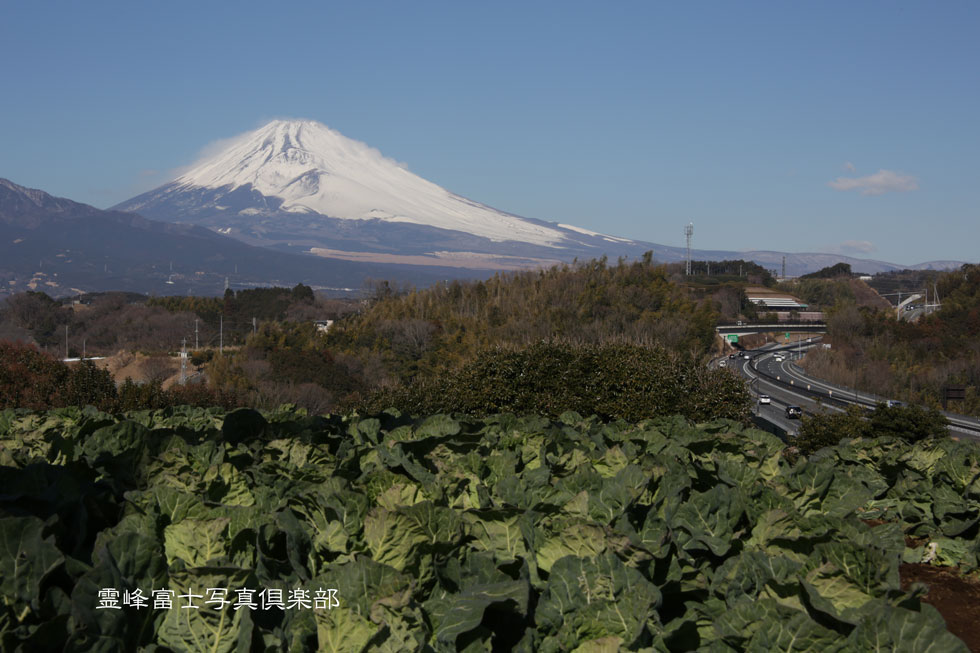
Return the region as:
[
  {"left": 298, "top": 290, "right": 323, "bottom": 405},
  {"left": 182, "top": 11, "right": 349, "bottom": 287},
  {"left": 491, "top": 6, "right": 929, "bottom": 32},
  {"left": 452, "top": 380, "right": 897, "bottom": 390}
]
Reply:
[{"left": 746, "top": 348, "right": 980, "bottom": 437}]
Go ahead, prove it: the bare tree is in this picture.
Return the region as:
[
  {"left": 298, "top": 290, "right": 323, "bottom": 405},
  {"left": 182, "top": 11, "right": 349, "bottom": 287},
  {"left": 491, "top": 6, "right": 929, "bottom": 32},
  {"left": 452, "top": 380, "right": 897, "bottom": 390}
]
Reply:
[
  {"left": 142, "top": 356, "right": 176, "bottom": 385},
  {"left": 379, "top": 319, "right": 436, "bottom": 360}
]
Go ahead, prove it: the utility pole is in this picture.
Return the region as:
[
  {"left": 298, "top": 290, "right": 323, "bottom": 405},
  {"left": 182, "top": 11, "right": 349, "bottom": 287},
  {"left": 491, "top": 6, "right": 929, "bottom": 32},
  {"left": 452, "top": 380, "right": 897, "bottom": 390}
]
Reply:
[
  {"left": 195, "top": 319, "right": 199, "bottom": 350},
  {"left": 180, "top": 338, "right": 187, "bottom": 385},
  {"left": 684, "top": 223, "right": 694, "bottom": 276},
  {"left": 65, "top": 324, "right": 69, "bottom": 359},
  {"left": 220, "top": 315, "right": 223, "bottom": 354}
]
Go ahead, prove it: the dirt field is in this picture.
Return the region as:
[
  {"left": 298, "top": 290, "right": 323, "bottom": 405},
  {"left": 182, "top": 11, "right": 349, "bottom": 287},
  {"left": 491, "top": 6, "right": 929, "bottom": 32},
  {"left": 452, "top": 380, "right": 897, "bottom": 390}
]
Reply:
[
  {"left": 901, "top": 563, "right": 980, "bottom": 651},
  {"left": 91, "top": 351, "right": 183, "bottom": 388},
  {"left": 743, "top": 285, "right": 803, "bottom": 300}
]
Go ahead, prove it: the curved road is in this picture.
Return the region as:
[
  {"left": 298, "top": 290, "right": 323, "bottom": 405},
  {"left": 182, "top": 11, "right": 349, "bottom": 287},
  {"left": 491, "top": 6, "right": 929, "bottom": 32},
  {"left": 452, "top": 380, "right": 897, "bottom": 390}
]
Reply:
[{"left": 719, "top": 340, "right": 980, "bottom": 441}]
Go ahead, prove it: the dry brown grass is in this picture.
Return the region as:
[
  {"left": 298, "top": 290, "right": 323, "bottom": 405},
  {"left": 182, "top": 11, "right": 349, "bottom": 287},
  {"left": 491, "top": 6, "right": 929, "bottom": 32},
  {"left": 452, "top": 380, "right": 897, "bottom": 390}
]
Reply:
[{"left": 99, "top": 351, "right": 181, "bottom": 388}]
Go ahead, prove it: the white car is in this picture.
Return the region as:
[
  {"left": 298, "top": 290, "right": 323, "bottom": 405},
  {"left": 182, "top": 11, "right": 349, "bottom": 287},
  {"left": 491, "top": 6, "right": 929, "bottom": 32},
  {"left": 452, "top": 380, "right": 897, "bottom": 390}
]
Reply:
[
  {"left": 758, "top": 395, "right": 771, "bottom": 405},
  {"left": 774, "top": 355, "right": 784, "bottom": 362}
]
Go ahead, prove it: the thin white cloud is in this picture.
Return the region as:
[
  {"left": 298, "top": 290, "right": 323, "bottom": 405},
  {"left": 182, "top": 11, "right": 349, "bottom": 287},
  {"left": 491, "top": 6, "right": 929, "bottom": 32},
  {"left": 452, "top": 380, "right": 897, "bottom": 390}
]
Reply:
[
  {"left": 828, "top": 169, "right": 919, "bottom": 196},
  {"left": 843, "top": 161, "right": 856, "bottom": 172},
  {"left": 838, "top": 240, "right": 876, "bottom": 254}
]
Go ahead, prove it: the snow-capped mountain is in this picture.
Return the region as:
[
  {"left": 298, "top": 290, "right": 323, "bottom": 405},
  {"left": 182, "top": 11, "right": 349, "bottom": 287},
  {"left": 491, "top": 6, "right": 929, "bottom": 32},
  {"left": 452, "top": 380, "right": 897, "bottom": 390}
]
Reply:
[
  {"left": 113, "top": 119, "right": 969, "bottom": 276},
  {"left": 115, "top": 119, "right": 648, "bottom": 268}
]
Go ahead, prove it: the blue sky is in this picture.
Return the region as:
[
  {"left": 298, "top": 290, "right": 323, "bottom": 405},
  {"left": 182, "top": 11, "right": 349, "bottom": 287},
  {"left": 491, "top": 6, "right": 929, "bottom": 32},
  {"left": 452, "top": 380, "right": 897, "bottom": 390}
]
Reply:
[{"left": 2, "top": 1, "right": 977, "bottom": 266}]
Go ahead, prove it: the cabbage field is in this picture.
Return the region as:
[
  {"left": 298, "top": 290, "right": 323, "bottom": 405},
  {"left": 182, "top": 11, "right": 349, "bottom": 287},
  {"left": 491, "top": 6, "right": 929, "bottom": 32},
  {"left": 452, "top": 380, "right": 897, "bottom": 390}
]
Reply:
[{"left": 1, "top": 406, "right": 977, "bottom": 651}]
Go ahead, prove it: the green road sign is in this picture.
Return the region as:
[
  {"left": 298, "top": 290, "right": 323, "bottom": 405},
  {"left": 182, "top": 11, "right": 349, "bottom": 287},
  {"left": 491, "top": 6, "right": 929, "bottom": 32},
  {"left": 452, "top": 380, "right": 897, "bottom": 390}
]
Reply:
[
  {"left": 785, "top": 332, "right": 790, "bottom": 339},
  {"left": 725, "top": 334, "right": 738, "bottom": 343}
]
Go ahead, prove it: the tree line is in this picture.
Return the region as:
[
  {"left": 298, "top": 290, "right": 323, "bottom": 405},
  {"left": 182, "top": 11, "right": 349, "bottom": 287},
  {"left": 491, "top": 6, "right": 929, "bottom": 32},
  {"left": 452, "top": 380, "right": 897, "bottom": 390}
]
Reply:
[
  {"left": 1, "top": 255, "right": 757, "bottom": 420},
  {"left": 801, "top": 264, "right": 980, "bottom": 415}
]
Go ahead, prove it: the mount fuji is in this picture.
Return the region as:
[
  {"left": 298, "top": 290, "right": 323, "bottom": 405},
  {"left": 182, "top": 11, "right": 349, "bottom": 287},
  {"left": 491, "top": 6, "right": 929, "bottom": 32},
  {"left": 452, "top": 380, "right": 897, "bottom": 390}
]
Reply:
[
  {"left": 113, "top": 119, "right": 962, "bottom": 276},
  {"left": 114, "top": 119, "right": 653, "bottom": 270}
]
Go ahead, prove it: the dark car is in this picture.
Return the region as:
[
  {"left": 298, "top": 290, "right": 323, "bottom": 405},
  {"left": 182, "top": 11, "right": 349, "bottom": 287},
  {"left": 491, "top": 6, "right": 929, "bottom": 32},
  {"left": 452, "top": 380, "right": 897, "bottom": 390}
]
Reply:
[{"left": 785, "top": 406, "right": 802, "bottom": 419}]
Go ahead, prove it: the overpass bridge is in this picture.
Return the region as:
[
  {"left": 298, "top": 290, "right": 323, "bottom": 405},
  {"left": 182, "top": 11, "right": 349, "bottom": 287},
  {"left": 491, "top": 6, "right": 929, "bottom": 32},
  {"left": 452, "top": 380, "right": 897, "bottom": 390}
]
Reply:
[{"left": 716, "top": 323, "right": 827, "bottom": 339}]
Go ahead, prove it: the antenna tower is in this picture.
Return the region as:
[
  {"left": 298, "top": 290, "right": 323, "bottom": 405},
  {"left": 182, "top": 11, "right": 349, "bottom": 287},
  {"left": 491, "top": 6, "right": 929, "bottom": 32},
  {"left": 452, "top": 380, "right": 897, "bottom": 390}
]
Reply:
[
  {"left": 684, "top": 223, "right": 694, "bottom": 276},
  {"left": 781, "top": 256, "right": 786, "bottom": 280}
]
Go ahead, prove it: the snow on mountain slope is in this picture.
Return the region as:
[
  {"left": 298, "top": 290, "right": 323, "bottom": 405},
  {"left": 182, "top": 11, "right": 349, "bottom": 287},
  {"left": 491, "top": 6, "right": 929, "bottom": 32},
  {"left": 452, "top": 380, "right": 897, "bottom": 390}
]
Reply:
[
  {"left": 113, "top": 120, "right": 958, "bottom": 276},
  {"left": 166, "top": 119, "right": 569, "bottom": 247}
]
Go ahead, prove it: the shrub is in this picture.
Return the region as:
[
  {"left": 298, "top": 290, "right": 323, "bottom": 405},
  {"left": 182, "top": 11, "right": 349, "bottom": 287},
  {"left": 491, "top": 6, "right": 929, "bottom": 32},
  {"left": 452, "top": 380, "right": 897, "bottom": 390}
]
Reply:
[
  {"left": 352, "top": 341, "right": 750, "bottom": 422},
  {"left": 795, "top": 403, "right": 950, "bottom": 455},
  {"left": 0, "top": 341, "right": 115, "bottom": 410},
  {"left": 795, "top": 406, "right": 870, "bottom": 455},
  {"left": 867, "top": 403, "right": 950, "bottom": 443},
  {"left": 1, "top": 339, "right": 242, "bottom": 412}
]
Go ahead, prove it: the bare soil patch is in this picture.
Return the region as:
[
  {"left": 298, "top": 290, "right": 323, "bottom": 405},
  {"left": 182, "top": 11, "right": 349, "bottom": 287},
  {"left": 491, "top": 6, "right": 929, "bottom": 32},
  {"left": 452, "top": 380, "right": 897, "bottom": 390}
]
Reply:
[
  {"left": 744, "top": 286, "right": 803, "bottom": 301},
  {"left": 96, "top": 351, "right": 181, "bottom": 388},
  {"left": 849, "top": 278, "right": 892, "bottom": 310},
  {"left": 901, "top": 563, "right": 980, "bottom": 651}
]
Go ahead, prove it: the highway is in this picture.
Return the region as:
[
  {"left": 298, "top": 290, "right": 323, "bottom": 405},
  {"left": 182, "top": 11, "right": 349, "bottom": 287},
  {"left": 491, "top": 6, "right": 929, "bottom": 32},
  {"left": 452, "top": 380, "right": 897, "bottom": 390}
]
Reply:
[{"left": 719, "top": 339, "right": 980, "bottom": 441}]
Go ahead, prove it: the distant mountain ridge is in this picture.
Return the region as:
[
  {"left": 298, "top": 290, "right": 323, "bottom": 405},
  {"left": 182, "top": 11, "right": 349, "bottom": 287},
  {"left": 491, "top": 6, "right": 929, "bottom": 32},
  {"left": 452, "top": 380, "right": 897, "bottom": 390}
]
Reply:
[
  {"left": 113, "top": 119, "right": 969, "bottom": 276},
  {"left": 0, "top": 178, "right": 483, "bottom": 297},
  {"left": 1, "top": 173, "right": 969, "bottom": 302}
]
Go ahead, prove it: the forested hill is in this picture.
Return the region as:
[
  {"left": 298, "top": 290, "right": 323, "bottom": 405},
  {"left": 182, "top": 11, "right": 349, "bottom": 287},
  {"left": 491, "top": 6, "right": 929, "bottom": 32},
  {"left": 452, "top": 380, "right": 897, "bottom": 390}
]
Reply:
[
  {"left": 327, "top": 255, "right": 721, "bottom": 378},
  {"left": 806, "top": 264, "right": 980, "bottom": 415},
  {"left": 932, "top": 263, "right": 980, "bottom": 341}
]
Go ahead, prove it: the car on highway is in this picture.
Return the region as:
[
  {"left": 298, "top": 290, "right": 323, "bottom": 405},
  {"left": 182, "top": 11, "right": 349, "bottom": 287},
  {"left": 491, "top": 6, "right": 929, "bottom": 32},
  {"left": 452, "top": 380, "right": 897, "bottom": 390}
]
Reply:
[
  {"left": 774, "top": 355, "right": 785, "bottom": 362},
  {"left": 885, "top": 399, "right": 904, "bottom": 408},
  {"left": 729, "top": 353, "right": 736, "bottom": 359},
  {"left": 719, "top": 360, "right": 727, "bottom": 368},
  {"left": 758, "top": 394, "right": 771, "bottom": 405},
  {"left": 785, "top": 405, "right": 802, "bottom": 419}
]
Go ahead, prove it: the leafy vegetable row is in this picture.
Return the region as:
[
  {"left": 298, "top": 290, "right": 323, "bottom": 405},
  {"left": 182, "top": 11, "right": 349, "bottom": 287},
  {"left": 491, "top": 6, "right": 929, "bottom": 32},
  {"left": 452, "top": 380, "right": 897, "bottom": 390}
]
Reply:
[{"left": 1, "top": 405, "right": 976, "bottom": 651}]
